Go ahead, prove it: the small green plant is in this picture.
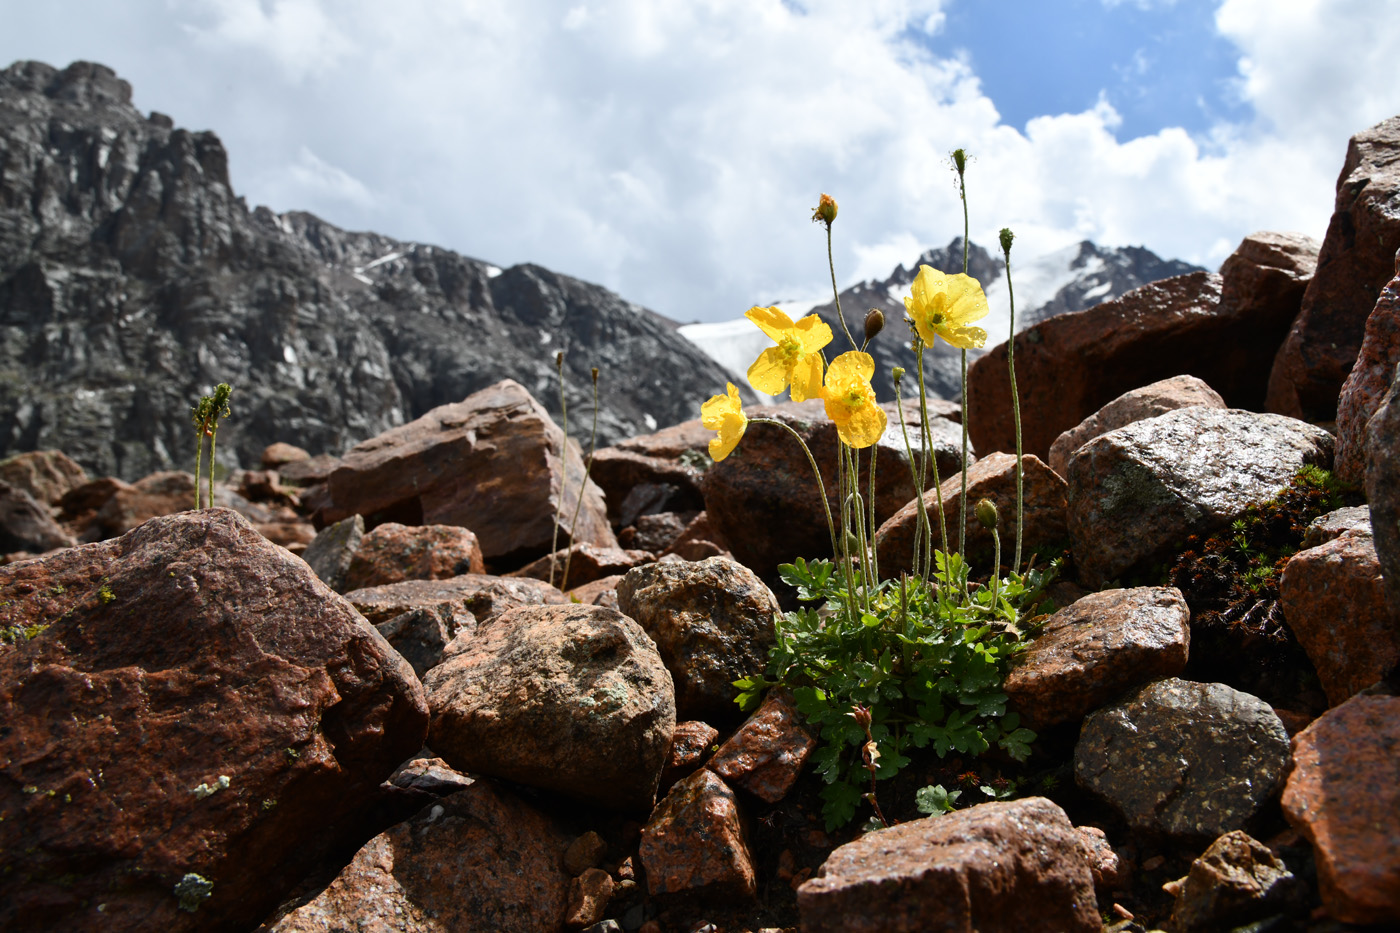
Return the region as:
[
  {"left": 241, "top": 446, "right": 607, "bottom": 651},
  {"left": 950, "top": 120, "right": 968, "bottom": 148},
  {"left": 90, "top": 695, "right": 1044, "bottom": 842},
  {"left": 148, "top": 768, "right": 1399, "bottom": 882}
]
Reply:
[
  {"left": 191, "top": 383, "right": 232, "bottom": 509},
  {"left": 97, "top": 584, "right": 115, "bottom": 605},
  {"left": 173, "top": 873, "right": 213, "bottom": 913}
]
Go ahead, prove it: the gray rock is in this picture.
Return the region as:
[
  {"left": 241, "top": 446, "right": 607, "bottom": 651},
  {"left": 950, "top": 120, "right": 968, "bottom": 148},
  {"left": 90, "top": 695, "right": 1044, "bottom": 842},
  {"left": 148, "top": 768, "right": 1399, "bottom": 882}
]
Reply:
[
  {"left": 1367, "top": 368, "right": 1400, "bottom": 607},
  {"left": 1168, "top": 830, "right": 1303, "bottom": 933},
  {"left": 1066, "top": 407, "right": 1334, "bottom": 586},
  {"left": 1075, "top": 678, "right": 1290, "bottom": 842},
  {"left": 1301, "top": 505, "right": 1372, "bottom": 549},
  {"left": 375, "top": 605, "right": 469, "bottom": 679},
  {"left": 796, "top": 797, "right": 1100, "bottom": 933},
  {"left": 0, "top": 60, "right": 745, "bottom": 480},
  {"left": 301, "top": 514, "right": 364, "bottom": 593},
  {"left": 616, "top": 557, "right": 779, "bottom": 721},
  {"left": 0, "top": 481, "right": 75, "bottom": 553}
]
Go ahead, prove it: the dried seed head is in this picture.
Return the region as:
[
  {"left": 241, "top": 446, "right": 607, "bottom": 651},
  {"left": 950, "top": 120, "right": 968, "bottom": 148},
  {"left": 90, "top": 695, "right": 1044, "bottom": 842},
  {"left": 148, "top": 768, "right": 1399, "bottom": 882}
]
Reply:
[{"left": 812, "top": 193, "right": 838, "bottom": 228}]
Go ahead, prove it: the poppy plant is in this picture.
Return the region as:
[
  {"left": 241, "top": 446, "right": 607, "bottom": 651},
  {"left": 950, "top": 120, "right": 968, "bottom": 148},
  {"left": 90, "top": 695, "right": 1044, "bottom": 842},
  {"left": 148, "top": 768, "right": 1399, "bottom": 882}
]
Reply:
[
  {"left": 701, "top": 382, "right": 748, "bottom": 461},
  {"left": 821, "top": 351, "right": 886, "bottom": 448},
  {"left": 903, "top": 265, "right": 989, "bottom": 349},
  {"left": 745, "top": 305, "right": 833, "bottom": 402}
]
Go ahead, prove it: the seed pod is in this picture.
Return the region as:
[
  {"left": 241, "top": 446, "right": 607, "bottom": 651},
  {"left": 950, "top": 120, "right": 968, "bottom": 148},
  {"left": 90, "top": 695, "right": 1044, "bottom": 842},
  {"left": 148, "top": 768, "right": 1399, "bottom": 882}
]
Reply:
[
  {"left": 975, "top": 498, "right": 1000, "bottom": 530},
  {"left": 863, "top": 308, "right": 885, "bottom": 342}
]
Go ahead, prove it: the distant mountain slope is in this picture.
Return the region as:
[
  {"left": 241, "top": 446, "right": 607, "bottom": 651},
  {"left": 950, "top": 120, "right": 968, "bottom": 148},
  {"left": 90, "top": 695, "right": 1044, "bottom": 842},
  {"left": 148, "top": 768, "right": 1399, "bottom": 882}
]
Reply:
[
  {"left": 682, "top": 238, "right": 1203, "bottom": 405},
  {"left": 0, "top": 60, "right": 743, "bottom": 480}
]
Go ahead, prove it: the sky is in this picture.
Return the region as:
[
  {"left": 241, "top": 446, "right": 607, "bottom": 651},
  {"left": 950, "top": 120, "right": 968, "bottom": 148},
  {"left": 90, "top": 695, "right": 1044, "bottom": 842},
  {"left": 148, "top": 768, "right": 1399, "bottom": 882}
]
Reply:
[{"left": 2, "top": 0, "right": 1398, "bottom": 324}]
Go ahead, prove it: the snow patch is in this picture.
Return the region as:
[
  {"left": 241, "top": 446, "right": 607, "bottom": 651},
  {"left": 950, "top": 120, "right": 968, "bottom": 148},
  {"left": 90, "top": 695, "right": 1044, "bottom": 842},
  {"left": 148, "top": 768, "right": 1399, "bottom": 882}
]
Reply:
[
  {"left": 351, "top": 271, "right": 373, "bottom": 286},
  {"left": 644, "top": 413, "right": 657, "bottom": 431},
  {"left": 539, "top": 329, "right": 552, "bottom": 344},
  {"left": 283, "top": 345, "right": 298, "bottom": 364},
  {"left": 983, "top": 243, "right": 1100, "bottom": 337},
  {"left": 362, "top": 251, "right": 403, "bottom": 271},
  {"left": 486, "top": 265, "right": 503, "bottom": 278},
  {"left": 678, "top": 318, "right": 777, "bottom": 403}
]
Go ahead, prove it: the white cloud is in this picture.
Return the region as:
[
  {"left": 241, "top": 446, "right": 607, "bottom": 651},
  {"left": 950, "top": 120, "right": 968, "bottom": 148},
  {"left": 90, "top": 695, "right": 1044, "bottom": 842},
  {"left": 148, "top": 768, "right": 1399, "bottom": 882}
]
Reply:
[{"left": 2, "top": 0, "right": 1397, "bottom": 326}]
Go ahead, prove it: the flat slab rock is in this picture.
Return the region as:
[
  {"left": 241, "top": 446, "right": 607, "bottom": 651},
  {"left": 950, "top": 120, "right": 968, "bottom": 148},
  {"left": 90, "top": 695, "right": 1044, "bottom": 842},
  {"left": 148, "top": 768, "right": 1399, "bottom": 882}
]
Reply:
[
  {"left": 1067, "top": 406, "right": 1333, "bottom": 586},
  {"left": 265, "top": 781, "right": 570, "bottom": 933},
  {"left": 796, "top": 797, "right": 1099, "bottom": 933},
  {"left": 1075, "top": 678, "right": 1290, "bottom": 842},
  {"left": 345, "top": 572, "right": 566, "bottom": 627},
  {"left": 1003, "top": 586, "right": 1190, "bottom": 730},
  {"left": 1282, "top": 693, "right": 1400, "bottom": 925},
  {"left": 0, "top": 508, "right": 428, "bottom": 933}
]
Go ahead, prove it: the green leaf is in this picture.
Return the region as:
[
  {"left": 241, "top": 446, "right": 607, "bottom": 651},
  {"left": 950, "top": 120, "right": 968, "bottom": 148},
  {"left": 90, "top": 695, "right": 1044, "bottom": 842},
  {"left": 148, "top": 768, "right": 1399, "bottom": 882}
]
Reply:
[
  {"left": 820, "top": 780, "right": 864, "bottom": 831},
  {"left": 915, "top": 784, "right": 961, "bottom": 815}
]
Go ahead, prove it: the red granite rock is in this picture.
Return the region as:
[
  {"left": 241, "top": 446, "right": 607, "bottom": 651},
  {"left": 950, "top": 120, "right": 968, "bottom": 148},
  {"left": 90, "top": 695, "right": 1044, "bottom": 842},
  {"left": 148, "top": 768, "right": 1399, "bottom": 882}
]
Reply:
[
  {"left": 1281, "top": 694, "right": 1400, "bottom": 925},
  {"left": 0, "top": 481, "right": 75, "bottom": 553},
  {"left": 0, "top": 508, "right": 428, "bottom": 933},
  {"left": 424, "top": 603, "right": 675, "bottom": 812},
  {"left": 708, "top": 688, "right": 816, "bottom": 803},
  {"left": 701, "top": 399, "right": 966, "bottom": 579},
  {"left": 797, "top": 797, "right": 1099, "bottom": 933},
  {"left": 319, "top": 379, "right": 616, "bottom": 564},
  {"left": 345, "top": 573, "right": 566, "bottom": 626},
  {"left": 265, "top": 782, "right": 570, "bottom": 933},
  {"left": 875, "top": 451, "right": 1066, "bottom": 577},
  {"left": 255, "top": 521, "right": 317, "bottom": 550},
  {"left": 1004, "top": 587, "right": 1190, "bottom": 730},
  {"left": 638, "top": 769, "right": 756, "bottom": 902},
  {"left": 1048, "top": 375, "right": 1227, "bottom": 478},
  {"left": 1280, "top": 525, "right": 1400, "bottom": 705},
  {"left": 1369, "top": 375, "right": 1400, "bottom": 607},
  {"left": 1335, "top": 260, "right": 1400, "bottom": 482},
  {"left": 1075, "top": 825, "right": 1124, "bottom": 893},
  {"left": 343, "top": 522, "right": 487, "bottom": 590},
  {"left": 564, "top": 868, "right": 615, "bottom": 928},
  {"left": 590, "top": 419, "right": 711, "bottom": 523},
  {"left": 619, "top": 510, "right": 693, "bottom": 552},
  {"left": 511, "top": 541, "right": 653, "bottom": 590},
  {"left": 567, "top": 573, "right": 624, "bottom": 610},
  {"left": 0, "top": 449, "right": 88, "bottom": 505},
  {"left": 276, "top": 453, "right": 341, "bottom": 487},
  {"left": 1268, "top": 116, "right": 1400, "bottom": 422},
  {"left": 971, "top": 230, "right": 1318, "bottom": 460},
  {"left": 91, "top": 469, "right": 199, "bottom": 536},
  {"left": 260, "top": 442, "right": 310, "bottom": 469},
  {"left": 616, "top": 557, "right": 779, "bottom": 721},
  {"left": 660, "top": 720, "right": 719, "bottom": 791}
]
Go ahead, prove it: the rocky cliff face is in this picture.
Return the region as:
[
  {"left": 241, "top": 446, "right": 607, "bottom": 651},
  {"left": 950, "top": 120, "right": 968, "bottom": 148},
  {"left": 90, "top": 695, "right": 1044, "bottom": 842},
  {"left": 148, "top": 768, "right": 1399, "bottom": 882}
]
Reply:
[{"left": 0, "top": 60, "right": 741, "bottom": 480}]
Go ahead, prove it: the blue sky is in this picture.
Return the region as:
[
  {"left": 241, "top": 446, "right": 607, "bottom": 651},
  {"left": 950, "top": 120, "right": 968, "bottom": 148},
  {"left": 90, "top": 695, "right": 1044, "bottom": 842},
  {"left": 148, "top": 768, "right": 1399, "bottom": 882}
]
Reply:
[{"left": 1, "top": 0, "right": 1397, "bottom": 324}]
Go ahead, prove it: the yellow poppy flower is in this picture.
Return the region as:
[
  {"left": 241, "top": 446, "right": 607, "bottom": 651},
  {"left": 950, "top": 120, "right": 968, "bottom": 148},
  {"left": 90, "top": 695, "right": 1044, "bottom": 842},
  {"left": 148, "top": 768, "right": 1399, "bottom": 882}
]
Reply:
[
  {"left": 821, "top": 351, "right": 886, "bottom": 449},
  {"left": 701, "top": 382, "right": 748, "bottom": 462},
  {"left": 744, "top": 305, "right": 833, "bottom": 402},
  {"left": 903, "top": 265, "right": 989, "bottom": 349}
]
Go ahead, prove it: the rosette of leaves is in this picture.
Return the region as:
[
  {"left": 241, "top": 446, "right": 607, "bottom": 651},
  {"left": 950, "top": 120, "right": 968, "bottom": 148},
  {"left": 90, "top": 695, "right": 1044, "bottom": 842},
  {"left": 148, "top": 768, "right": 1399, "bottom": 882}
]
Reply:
[{"left": 735, "top": 554, "right": 1055, "bottom": 829}]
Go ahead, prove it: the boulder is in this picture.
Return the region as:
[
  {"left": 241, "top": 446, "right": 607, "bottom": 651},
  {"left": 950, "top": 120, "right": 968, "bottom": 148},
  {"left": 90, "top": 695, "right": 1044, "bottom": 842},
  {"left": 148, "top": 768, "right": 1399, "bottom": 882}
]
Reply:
[
  {"left": 1066, "top": 407, "right": 1333, "bottom": 587},
  {"left": 589, "top": 418, "right": 712, "bottom": 523},
  {"left": 344, "top": 573, "right": 565, "bottom": 627},
  {"left": 260, "top": 442, "right": 310, "bottom": 469},
  {"left": 1301, "top": 504, "right": 1372, "bottom": 548},
  {"left": 1167, "top": 830, "right": 1303, "bottom": 932},
  {"left": 874, "top": 451, "right": 1066, "bottom": 577},
  {"left": 701, "top": 398, "right": 966, "bottom": 579},
  {"left": 1047, "top": 375, "right": 1227, "bottom": 478},
  {"left": 1075, "top": 678, "right": 1290, "bottom": 842},
  {"left": 276, "top": 454, "right": 341, "bottom": 487},
  {"left": 1280, "top": 518, "right": 1400, "bottom": 705},
  {"left": 300, "top": 513, "right": 364, "bottom": 592},
  {"left": 1268, "top": 116, "right": 1400, "bottom": 422},
  {"left": 1281, "top": 692, "right": 1400, "bottom": 925},
  {"left": 615, "top": 557, "right": 779, "bottom": 721},
  {"left": 423, "top": 603, "right": 675, "bottom": 812},
  {"left": 970, "top": 229, "right": 1318, "bottom": 460},
  {"left": 264, "top": 782, "right": 570, "bottom": 933},
  {"left": 319, "top": 380, "right": 616, "bottom": 566},
  {"left": 796, "top": 797, "right": 1099, "bottom": 933},
  {"left": 91, "top": 469, "right": 198, "bottom": 537},
  {"left": 1003, "top": 587, "right": 1191, "bottom": 730},
  {"left": 511, "top": 541, "right": 653, "bottom": 591},
  {"left": 0, "top": 449, "right": 88, "bottom": 505},
  {"left": 638, "top": 769, "right": 757, "bottom": 902},
  {"left": 1366, "top": 368, "right": 1400, "bottom": 606},
  {"left": 375, "top": 603, "right": 474, "bottom": 679},
  {"left": 1335, "top": 259, "right": 1400, "bottom": 481},
  {"left": 0, "top": 508, "right": 428, "bottom": 933},
  {"left": 343, "top": 522, "right": 487, "bottom": 590},
  {"left": 618, "top": 510, "right": 693, "bottom": 553},
  {"left": 0, "top": 481, "right": 75, "bottom": 553},
  {"left": 708, "top": 688, "right": 816, "bottom": 804}
]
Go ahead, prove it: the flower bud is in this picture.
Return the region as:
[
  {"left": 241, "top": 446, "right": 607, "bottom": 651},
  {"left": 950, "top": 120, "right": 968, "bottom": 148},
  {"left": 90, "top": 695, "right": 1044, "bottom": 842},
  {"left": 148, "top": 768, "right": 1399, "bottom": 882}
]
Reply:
[
  {"left": 892, "top": 366, "right": 905, "bottom": 384},
  {"left": 812, "top": 193, "right": 838, "bottom": 227},
  {"left": 951, "top": 148, "right": 968, "bottom": 178},
  {"left": 555, "top": 351, "right": 565, "bottom": 369},
  {"left": 591, "top": 367, "right": 599, "bottom": 384},
  {"left": 849, "top": 704, "right": 872, "bottom": 729},
  {"left": 975, "top": 498, "right": 1000, "bottom": 530},
  {"left": 999, "top": 227, "right": 1015, "bottom": 256},
  {"left": 863, "top": 308, "right": 885, "bottom": 342}
]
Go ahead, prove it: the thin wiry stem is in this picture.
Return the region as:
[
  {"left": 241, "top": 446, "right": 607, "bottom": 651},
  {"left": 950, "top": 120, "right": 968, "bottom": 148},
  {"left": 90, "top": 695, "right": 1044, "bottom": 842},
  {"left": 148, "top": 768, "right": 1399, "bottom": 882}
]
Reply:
[
  {"left": 1003, "top": 241, "right": 1024, "bottom": 574},
  {"left": 956, "top": 173, "right": 971, "bottom": 562},
  {"left": 561, "top": 369, "right": 601, "bottom": 591},
  {"left": 549, "top": 354, "right": 567, "bottom": 589},
  {"left": 827, "top": 225, "right": 857, "bottom": 351}
]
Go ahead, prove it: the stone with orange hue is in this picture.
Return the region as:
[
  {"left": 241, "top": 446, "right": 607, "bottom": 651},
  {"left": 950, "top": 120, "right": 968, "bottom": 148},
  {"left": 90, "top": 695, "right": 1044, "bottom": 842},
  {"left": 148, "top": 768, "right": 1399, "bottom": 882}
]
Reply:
[
  {"left": 0, "top": 508, "right": 428, "bottom": 933},
  {"left": 1369, "top": 374, "right": 1400, "bottom": 606},
  {"left": 1281, "top": 693, "right": 1400, "bottom": 925},
  {"left": 708, "top": 688, "right": 816, "bottom": 804},
  {"left": 90, "top": 469, "right": 197, "bottom": 537},
  {"left": 266, "top": 782, "right": 570, "bottom": 933},
  {"left": 1335, "top": 262, "right": 1400, "bottom": 482},
  {"left": 1066, "top": 407, "right": 1333, "bottom": 587},
  {"left": 619, "top": 510, "right": 692, "bottom": 553},
  {"left": 701, "top": 398, "right": 966, "bottom": 579},
  {"left": 1048, "top": 375, "right": 1227, "bottom": 478},
  {"left": 0, "top": 481, "right": 75, "bottom": 554},
  {"left": 616, "top": 557, "right": 779, "bottom": 721},
  {"left": 375, "top": 603, "right": 475, "bottom": 679},
  {"left": 0, "top": 449, "right": 88, "bottom": 505},
  {"left": 660, "top": 720, "right": 719, "bottom": 791},
  {"left": 255, "top": 521, "right": 317, "bottom": 550},
  {"left": 424, "top": 603, "right": 675, "bottom": 812},
  {"left": 972, "top": 231, "right": 1317, "bottom": 460},
  {"left": 797, "top": 798, "right": 1099, "bottom": 933},
  {"left": 1004, "top": 587, "right": 1190, "bottom": 730},
  {"left": 277, "top": 453, "right": 341, "bottom": 486},
  {"left": 1075, "top": 825, "right": 1124, "bottom": 893},
  {"left": 1280, "top": 521, "right": 1400, "bottom": 705},
  {"left": 1268, "top": 116, "right": 1400, "bottom": 423},
  {"left": 590, "top": 418, "right": 712, "bottom": 523},
  {"left": 319, "top": 379, "right": 616, "bottom": 565},
  {"left": 875, "top": 451, "right": 1066, "bottom": 576},
  {"left": 260, "top": 441, "right": 310, "bottom": 469},
  {"left": 512, "top": 542, "right": 653, "bottom": 590},
  {"left": 345, "top": 573, "right": 565, "bottom": 627},
  {"left": 343, "top": 522, "right": 487, "bottom": 590},
  {"left": 638, "top": 769, "right": 756, "bottom": 902},
  {"left": 564, "top": 868, "right": 615, "bottom": 928}
]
